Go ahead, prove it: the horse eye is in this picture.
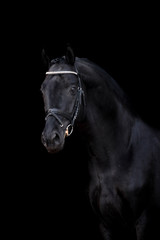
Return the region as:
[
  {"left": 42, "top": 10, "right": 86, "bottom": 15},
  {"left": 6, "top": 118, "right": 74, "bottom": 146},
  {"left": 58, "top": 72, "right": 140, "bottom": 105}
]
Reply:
[{"left": 70, "top": 86, "right": 77, "bottom": 95}]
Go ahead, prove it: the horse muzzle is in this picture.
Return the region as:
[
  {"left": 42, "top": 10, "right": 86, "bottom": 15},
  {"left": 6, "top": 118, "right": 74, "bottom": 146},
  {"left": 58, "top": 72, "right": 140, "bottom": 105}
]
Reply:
[
  {"left": 41, "top": 123, "right": 74, "bottom": 153},
  {"left": 41, "top": 128, "right": 64, "bottom": 153}
]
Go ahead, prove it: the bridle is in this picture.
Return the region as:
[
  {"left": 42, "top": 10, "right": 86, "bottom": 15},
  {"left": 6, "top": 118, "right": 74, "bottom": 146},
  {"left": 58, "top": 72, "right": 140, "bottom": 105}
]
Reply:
[{"left": 45, "top": 65, "right": 85, "bottom": 137}]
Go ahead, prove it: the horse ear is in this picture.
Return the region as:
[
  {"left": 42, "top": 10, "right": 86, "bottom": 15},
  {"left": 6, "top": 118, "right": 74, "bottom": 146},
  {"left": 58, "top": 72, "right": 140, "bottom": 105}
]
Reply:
[
  {"left": 65, "top": 45, "right": 75, "bottom": 65},
  {"left": 41, "top": 49, "right": 50, "bottom": 68}
]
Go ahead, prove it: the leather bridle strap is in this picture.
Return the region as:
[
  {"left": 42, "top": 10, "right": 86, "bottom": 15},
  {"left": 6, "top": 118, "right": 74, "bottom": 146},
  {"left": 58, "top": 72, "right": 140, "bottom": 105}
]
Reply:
[
  {"left": 45, "top": 68, "right": 85, "bottom": 137},
  {"left": 45, "top": 108, "right": 72, "bottom": 127}
]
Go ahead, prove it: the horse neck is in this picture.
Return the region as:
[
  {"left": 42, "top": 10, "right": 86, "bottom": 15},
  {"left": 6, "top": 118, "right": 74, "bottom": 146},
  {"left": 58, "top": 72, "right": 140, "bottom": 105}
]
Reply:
[{"left": 78, "top": 61, "right": 135, "bottom": 170}]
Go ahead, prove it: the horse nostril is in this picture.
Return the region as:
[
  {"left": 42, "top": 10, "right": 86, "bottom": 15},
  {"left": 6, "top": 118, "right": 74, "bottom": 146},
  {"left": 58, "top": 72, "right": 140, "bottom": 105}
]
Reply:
[
  {"left": 51, "top": 132, "right": 60, "bottom": 143},
  {"left": 41, "top": 131, "right": 60, "bottom": 148}
]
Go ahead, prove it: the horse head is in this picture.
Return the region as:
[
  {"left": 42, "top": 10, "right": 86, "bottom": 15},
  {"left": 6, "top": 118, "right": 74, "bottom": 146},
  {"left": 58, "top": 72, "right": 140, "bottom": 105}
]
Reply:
[{"left": 41, "top": 47, "right": 85, "bottom": 153}]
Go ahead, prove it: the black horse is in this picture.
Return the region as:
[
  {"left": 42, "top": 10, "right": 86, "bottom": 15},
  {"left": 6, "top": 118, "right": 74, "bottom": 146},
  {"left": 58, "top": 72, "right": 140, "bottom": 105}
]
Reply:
[{"left": 41, "top": 47, "right": 160, "bottom": 240}]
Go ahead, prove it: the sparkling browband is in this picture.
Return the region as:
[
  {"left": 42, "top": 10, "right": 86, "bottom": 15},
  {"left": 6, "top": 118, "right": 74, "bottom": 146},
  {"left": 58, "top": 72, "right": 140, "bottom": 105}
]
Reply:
[{"left": 46, "top": 71, "right": 78, "bottom": 75}]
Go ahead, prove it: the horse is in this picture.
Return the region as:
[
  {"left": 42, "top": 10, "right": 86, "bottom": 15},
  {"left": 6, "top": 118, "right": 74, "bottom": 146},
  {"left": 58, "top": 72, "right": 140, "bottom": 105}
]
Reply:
[{"left": 40, "top": 46, "right": 160, "bottom": 240}]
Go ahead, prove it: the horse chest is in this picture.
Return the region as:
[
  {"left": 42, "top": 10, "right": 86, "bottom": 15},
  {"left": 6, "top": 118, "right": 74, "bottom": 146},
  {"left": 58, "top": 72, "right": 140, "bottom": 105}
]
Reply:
[
  {"left": 89, "top": 173, "right": 122, "bottom": 220},
  {"left": 88, "top": 170, "right": 145, "bottom": 225}
]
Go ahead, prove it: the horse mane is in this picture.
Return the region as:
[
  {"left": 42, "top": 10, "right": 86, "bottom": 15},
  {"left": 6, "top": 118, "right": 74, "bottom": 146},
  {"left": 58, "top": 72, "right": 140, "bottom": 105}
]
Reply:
[
  {"left": 49, "top": 56, "right": 136, "bottom": 116},
  {"left": 76, "top": 57, "right": 136, "bottom": 115}
]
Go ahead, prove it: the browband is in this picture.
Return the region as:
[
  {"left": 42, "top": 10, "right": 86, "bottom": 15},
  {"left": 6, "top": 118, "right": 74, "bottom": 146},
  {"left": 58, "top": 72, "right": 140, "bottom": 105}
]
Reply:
[{"left": 46, "top": 71, "right": 78, "bottom": 75}]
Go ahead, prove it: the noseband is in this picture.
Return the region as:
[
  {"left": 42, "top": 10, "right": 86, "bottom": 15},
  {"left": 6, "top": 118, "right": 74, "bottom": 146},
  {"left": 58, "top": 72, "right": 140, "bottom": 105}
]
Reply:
[{"left": 45, "top": 66, "right": 85, "bottom": 137}]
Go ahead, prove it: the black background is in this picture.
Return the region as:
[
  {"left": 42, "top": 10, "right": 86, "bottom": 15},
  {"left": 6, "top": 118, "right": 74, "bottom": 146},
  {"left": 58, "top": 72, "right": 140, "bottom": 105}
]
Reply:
[{"left": 3, "top": 3, "right": 160, "bottom": 239}]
